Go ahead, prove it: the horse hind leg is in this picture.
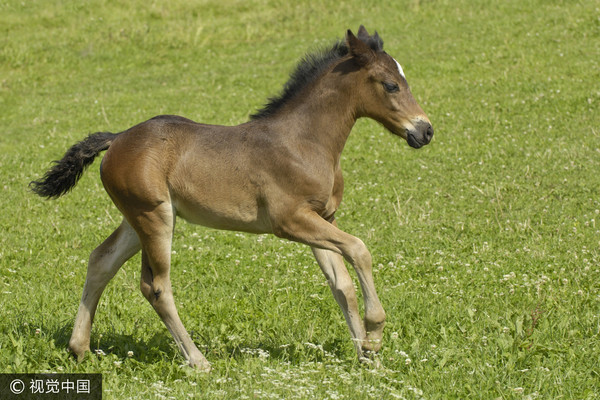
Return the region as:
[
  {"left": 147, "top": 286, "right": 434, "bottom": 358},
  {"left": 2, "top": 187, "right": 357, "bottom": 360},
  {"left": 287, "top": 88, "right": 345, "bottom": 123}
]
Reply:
[
  {"left": 136, "top": 203, "right": 211, "bottom": 371},
  {"left": 69, "top": 219, "right": 141, "bottom": 360}
]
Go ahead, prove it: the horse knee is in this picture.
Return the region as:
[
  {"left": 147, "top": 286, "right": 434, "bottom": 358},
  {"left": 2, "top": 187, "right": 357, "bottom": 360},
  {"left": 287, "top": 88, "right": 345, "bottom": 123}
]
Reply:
[
  {"left": 331, "top": 276, "right": 356, "bottom": 303},
  {"left": 342, "top": 238, "right": 372, "bottom": 268}
]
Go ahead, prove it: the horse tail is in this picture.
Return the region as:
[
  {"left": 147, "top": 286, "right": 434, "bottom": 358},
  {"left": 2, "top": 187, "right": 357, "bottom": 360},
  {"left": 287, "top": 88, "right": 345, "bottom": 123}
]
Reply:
[{"left": 30, "top": 131, "right": 119, "bottom": 199}]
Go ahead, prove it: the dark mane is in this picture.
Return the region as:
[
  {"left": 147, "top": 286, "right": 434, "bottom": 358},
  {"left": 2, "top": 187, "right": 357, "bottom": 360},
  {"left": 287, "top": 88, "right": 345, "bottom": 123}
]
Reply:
[
  {"left": 250, "top": 34, "right": 384, "bottom": 120},
  {"left": 250, "top": 41, "right": 348, "bottom": 120}
]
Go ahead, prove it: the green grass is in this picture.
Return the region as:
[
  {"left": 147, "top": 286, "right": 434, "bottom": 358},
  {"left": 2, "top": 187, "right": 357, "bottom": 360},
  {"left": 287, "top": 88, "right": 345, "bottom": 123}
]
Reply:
[{"left": 1, "top": 0, "right": 599, "bottom": 398}]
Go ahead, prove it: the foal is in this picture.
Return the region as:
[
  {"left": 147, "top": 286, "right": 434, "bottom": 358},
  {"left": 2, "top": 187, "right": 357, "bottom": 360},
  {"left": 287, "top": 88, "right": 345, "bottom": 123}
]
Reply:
[{"left": 31, "top": 26, "right": 433, "bottom": 370}]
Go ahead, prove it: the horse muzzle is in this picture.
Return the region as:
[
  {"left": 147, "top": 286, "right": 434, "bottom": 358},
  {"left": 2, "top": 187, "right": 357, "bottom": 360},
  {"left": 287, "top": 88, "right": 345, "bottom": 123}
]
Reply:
[{"left": 405, "top": 119, "right": 433, "bottom": 149}]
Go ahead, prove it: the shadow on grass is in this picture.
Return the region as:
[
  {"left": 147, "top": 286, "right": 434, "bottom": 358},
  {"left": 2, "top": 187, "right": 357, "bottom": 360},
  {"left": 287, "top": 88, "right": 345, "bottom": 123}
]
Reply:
[
  {"left": 52, "top": 322, "right": 354, "bottom": 368},
  {"left": 206, "top": 338, "right": 352, "bottom": 365},
  {"left": 52, "top": 322, "right": 176, "bottom": 364}
]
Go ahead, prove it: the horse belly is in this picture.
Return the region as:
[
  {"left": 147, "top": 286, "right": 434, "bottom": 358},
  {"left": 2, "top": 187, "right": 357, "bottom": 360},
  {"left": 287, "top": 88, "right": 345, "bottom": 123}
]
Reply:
[{"left": 172, "top": 193, "right": 271, "bottom": 234}]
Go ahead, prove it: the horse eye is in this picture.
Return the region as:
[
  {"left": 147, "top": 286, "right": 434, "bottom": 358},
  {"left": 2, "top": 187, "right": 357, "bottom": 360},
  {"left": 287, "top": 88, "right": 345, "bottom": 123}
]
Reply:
[{"left": 383, "top": 82, "right": 399, "bottom": 93}]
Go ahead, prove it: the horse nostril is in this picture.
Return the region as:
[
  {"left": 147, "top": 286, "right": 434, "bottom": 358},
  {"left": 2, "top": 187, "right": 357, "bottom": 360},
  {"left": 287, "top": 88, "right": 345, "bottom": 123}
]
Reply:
[{"left": 425, "top": 124, "right": 434, "bottom": 142}]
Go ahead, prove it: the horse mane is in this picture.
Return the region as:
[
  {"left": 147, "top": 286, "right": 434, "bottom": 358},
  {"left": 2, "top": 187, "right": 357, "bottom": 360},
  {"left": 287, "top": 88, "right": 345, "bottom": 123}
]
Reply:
[{"left": 250, "top": 33, "right": 384, "bottom": 120}]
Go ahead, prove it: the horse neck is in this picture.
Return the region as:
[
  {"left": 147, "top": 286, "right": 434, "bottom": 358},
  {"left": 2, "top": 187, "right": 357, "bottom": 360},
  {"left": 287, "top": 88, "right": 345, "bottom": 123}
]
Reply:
[{"left": 274, "top": 66, "right": 360, "bottom": 165}]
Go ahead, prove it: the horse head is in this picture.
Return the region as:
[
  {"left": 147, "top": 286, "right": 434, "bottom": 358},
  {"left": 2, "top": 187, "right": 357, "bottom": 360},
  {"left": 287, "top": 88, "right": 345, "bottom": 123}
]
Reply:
[{"left": 347, "top": 26, "right": 433, "bottom": 148}]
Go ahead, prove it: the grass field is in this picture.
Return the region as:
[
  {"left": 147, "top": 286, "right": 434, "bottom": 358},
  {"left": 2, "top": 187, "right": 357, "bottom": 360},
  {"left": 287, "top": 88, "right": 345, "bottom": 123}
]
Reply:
[{"left": 1, "top": 0, "right": 599, "bottom": 398}]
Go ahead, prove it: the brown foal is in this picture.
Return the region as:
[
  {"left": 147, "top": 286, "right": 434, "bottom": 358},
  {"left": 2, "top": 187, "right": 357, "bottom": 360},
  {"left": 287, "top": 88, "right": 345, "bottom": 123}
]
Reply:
[{"left": 31, "top": 26, "right": 433, "bottom": 370}]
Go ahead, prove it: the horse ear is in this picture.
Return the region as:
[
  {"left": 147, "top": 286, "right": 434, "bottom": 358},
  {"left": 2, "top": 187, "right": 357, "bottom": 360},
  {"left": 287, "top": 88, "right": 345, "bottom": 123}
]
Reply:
[
  {"left": 357, "top": 25, "right": 370, "bottom": 42},
  {"left": 373, "top": 31, "right": 381, "bottom": 44},
  {"left": 372, "top": 30, "right": 384, "bottom": 51},
  {"left": 346, "top": 29, "right": 375, "bottom": 66}
]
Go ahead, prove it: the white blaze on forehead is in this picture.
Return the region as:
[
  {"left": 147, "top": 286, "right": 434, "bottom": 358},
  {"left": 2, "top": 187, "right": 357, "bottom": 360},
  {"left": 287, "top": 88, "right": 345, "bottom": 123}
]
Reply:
[{"left": 394, "top": 58, "right": 406, "bottom": 79}]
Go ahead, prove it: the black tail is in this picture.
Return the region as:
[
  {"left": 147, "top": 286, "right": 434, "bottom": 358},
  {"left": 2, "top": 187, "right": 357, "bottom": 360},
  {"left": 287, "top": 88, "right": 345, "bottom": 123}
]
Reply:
[{"left": 30, "top": 131, "right": 118, "bottom": 199}]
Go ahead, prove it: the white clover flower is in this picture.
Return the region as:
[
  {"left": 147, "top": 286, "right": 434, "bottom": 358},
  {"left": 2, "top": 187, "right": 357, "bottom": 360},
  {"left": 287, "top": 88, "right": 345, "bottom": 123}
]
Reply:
[{"left": 397, "top": 350, "right": 409, "bottom": 358}]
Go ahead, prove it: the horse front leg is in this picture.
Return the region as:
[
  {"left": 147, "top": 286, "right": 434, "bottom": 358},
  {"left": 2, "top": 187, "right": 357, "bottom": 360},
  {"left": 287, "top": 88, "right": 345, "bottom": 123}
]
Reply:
[
  {"left": 347, "top": 243, "right": 386, "bottom": 355},
  {"left": 276, "top": 212, "right": 386, "bottom": 361},
  {"left": 311, "top": 247, "right": 369, "bottom": 359}
]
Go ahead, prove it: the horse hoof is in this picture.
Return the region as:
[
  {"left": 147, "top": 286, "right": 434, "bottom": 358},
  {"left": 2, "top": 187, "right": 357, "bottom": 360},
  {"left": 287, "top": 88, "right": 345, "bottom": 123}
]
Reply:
[
  {"left": 68, "top": 342, "right": 89, "bottom": 363},
  {"left": 190, "top": 358, "right": 211, "bottom": 372},
  {"left": 359, "top": 351, "right": 382, "bottom": 368}
]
